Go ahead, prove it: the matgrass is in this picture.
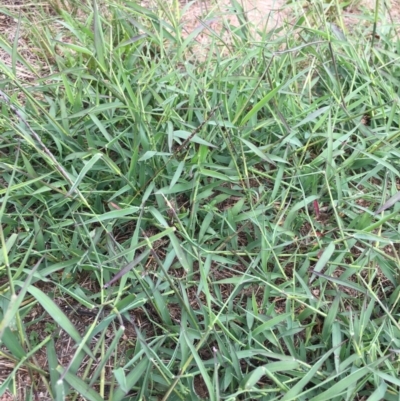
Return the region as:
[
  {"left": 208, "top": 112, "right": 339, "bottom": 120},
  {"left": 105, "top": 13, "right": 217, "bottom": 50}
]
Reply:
[{"left": 1, "top": 0, "right": 400, "bottom": 400}]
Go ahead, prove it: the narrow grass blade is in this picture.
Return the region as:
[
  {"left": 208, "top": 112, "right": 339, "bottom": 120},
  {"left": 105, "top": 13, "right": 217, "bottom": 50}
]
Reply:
[{"left": 251, "top": 313, "right": 291, "bottom": 337}]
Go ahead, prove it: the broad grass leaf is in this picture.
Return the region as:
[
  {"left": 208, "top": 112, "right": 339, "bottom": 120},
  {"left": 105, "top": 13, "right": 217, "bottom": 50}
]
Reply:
[
  {"left": 53, "top": 40, "right": 93, "bottom": 56},
  {"left": 370, "top": 369, "right": 400, "bottom": 387},
  {"left": 360, "top": 152, "right": 400, "bottom": 179},
  {"left": 241, "top": 366, "right": 266, "bottom": 390},
  {"left": 139, "top": 151, "right": 171, "bottom": 161},
  {"left": 0, "top": 376, "right": 12, "bottom": 398},
  {"left": 240, "top": 137, "right": 277, "bottom": 165},
  {"left": 112, "top": 358, "right": 150, "bottom": 401},
  {"left": 239, "top": 83, "right": 283, "bottom": 126},
  {"left": 0, "top": 174, "right": 53, "bottom": 196},
  {"left": 309, "top": 367, "right": 369, "bottom": 401},
  {"left": 12, "top": 13, "right": 22, "bottom": 82},
  {"left": 54, "top": 379, "right": 66, "bottom": 401},
  {"left": 28, "top": 286, "right": 95, "bottom": 359},
  {"left": 172, "top": 131, "right": 216, "bottom": 149},
  {"left": 293, "top": 106, "right": 330, "bottom": 129},
  {"left": 47, "top": 338, "right": 59, "bottom": 391},
  {"left": 252, "top": 313, "right": 291, "bottom": 337},
  {"left": 67, "top": 153, "right": 103, "bottom": 195},
  {"left": 114, "top": 367, "right": 128, "bottom": 393},
  {"left": 281, "top": 347, "right": 338, "bottom": 400},
  {"left": 199, "top": 212, "right": 214, "bottom": 242},
  {"left": 0, "top": 258, "right": 40, "bottom": 339},
  {"left": 200, "top": 168, "right": 238, "bottom": 181},
  {"left": 0, "top": 233, "right": 18, "bottom": 265},
  {"left": 156, "top": 181, "right": 195, "bottom": 195},
  {"left": 312, "top": 272, "right": 367, "bottom": 294},
  {"left": 56, "top": 368, "right": 103, "bottom": 401},
  {"left": 1, "top": 327, "right": 25, "bottom": 358},
  {"left": 168, "top": 231, "right": 191, "bottom": 272},
  {"left": 352, "top": 232, "right": 392, "bottom": 243},
  {"left": 169, "top": 160, "right": 185, "bottom": 189},
  {"left": 322, "top": 294, "right": 340, "bottom": 343},
  {"left": 309, "top": 242, "right": 335, "bottom": 284},
  {"left": 241, "top": 362, "right": 298, "bottom": 391},
  {"left": 83, "top": 206, "right": 140, "bottom": 224},
  {"left": 375, "top": 190, "right": 400, "bottom": 214},
  {"left": 332, "top": 321, "right": 342, "bottom": 373},
  {"left": 365, "top": 381, "right": 387, "bottom": 401},
  {"left": 283, "top": 195, "right": 319, "bottom": 230},
  {"left": 182, "top": 330, "right": 215, "bottom": 401},
  {"left": 68, "top": 101, "right": 124, "bottom": 118},
  {"left": 115, "top": 34, "right": 147, "bottom": 49}
]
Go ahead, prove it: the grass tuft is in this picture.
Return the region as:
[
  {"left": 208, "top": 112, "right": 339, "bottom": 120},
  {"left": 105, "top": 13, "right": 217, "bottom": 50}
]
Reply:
[{"left": 1, "top": 0, "right": 400, "bottom": 399}]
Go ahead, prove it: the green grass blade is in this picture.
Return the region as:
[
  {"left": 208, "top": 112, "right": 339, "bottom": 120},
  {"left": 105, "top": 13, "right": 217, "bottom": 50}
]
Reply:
[{"left": 27, "top": 286, "right": 95, "bottom": 359}]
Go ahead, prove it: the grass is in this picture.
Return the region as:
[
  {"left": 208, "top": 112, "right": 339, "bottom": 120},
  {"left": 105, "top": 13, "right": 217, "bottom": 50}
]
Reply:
[{"left": 1, "top": 0, "right": 400, "bottom": 399}]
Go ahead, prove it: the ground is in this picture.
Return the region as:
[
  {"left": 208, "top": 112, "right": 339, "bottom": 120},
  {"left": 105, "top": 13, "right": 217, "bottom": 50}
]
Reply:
[{"left": 2, "top": 0, "right": 400, "bottom": 78}]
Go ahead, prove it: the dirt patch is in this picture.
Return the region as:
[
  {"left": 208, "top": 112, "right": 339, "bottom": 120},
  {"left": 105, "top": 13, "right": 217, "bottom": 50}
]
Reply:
[
  {"left": 1, "top": 0, "right": 399, "bottom": 80},
  {"left": 0, "top": 1, "right": 46, "bottom": 81},
  {"left": 178, "top": 0, "right": 288, "bottom": 32},
  {"left": 342, "top": 0, "right": 400, "bottom": 32}
]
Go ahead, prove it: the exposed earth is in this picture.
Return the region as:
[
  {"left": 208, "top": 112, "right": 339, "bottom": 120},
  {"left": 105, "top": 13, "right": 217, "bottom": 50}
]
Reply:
[{"left": 1, "top": 0, "right": 400, "bottom": 79}]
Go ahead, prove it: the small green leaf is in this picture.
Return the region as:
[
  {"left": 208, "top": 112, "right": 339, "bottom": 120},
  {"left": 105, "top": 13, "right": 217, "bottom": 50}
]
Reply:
[
  {"left": 240, "top": 138, "right": 277, "bottom": 165},
  {"left": 310, "top": 367, "right": 369, "bottom": 401},
  {"left": 83, "top": 207, "right": 140, "bottom": 224},
  {"left": 239, "top": 83, "right": 283, "bottom": 126},
  {"left": 173, "top": 130, "right": 216, "bottom": 148},
  {"left": 114, "top": 367, "right": 128, "bottom": 393},
  {"left": 139, "top": 151, "right": 171, "bottom": 161},
  {"left": 56, "top": 367, "right": 104, "bottom": 401},
  {"left": 67, "top": 153, "right": 103, "bottom": 195},
  {"left": 252, "top": 313, "right": 291, "bottom": 337},
  {"left": 241, "top": 366, "right": 266, "bottom": 390},
  {"left": 322, "top": 294, "right": 340, "bottom": 343}
]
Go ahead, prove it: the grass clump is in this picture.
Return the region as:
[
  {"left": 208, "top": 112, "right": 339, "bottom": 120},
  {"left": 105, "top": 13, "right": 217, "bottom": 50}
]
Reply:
[{"left": 1, "top": 0, "right": 400, "bottom": 399}]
